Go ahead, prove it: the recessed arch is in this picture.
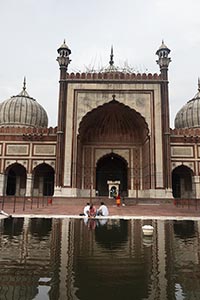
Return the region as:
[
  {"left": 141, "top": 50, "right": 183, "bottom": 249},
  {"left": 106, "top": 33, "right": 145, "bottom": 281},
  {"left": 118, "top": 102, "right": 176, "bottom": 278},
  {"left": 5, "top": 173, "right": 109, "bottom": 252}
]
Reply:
[
  {"left": 33, "top": 163, "right": 55, "bottom": 196},
  {"left": 96, "top": 153, "right": 128, "bottom": 196},
  {"left": 74, "top": 99, "right": 151, "bottom": 194},
  {"left": 172, "top": 165, "right": 193, "bottom": 198},
  {"left": 5, "top": 163, "right": 27, "bottom": 196},
  {"left": 78, "top": 100, "right": 149, "bottom": 143}
]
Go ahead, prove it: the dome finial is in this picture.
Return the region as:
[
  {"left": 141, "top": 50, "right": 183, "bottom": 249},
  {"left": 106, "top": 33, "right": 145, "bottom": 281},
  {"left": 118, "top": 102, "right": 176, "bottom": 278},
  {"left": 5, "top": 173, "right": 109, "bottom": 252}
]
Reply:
[
  {"left": 23, "top": 77, "right": 26, "bottom": 91},
  {"left": 109, "top": 45, "right": 114, "bottom": 66},
  {"left": 198, "top": 77, "right": 200, "bottom": 92}
]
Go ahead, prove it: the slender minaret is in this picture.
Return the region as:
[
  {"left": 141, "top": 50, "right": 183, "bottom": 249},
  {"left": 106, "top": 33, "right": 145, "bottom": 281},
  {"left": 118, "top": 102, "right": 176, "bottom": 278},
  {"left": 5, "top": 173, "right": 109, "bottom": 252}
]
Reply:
[
  {"left": 56, "top": 40, "right": 71, "bottom": 188},
  {"left": 156, "top": 41, "right": 172, "bottom": 190}
]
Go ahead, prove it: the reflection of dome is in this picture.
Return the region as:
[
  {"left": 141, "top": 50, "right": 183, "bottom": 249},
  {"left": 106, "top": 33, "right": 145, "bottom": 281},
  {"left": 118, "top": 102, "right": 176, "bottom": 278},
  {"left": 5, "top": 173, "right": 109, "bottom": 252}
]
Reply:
[
  {"left": 175, "top": 80, "right": 200, "bottom": 129},
  {"left": 0, "top": 79, "right": 48, "bottom": 128}
]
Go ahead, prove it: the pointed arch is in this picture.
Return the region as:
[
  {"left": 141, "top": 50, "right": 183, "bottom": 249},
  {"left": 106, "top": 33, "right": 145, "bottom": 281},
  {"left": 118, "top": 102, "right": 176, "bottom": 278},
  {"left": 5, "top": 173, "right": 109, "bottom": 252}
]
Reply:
[
  {"left": 32, "top": 163, "right": 55, "bottom": 196},
  {"left": 172, "top": 165, "right": 193, "bottom": 198},
  {"left": 5, "top": 163, "right": 27, "bottom": 196},
  {"left": 78, "top": 100, "right": 149, "bottom": 143},
  {"left": 96, "top": 153, "right": 128, "bottom": 196}
]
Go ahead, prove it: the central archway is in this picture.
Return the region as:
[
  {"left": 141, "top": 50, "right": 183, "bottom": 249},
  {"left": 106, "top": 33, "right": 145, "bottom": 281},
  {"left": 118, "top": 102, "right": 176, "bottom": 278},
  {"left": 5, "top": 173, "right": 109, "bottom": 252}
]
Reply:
[{"left": 96, "top": 153, "right": 128, "bottom": 196}]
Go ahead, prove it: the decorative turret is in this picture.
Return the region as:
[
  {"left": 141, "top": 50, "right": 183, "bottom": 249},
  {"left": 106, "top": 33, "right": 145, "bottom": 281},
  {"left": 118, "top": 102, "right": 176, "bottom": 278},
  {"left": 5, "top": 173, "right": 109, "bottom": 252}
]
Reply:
[
  {"left": 156, "top": 40, "right": 171, "bottom": 80},
  {"left": 57, "top": 40, "right": 71, "bottom": 69}
]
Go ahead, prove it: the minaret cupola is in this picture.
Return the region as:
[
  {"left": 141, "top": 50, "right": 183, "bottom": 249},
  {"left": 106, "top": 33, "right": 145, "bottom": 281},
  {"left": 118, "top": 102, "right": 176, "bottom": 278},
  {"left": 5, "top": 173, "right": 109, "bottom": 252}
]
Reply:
[{"left": 57, "top": 40, "right": 71, "bottom": 69}]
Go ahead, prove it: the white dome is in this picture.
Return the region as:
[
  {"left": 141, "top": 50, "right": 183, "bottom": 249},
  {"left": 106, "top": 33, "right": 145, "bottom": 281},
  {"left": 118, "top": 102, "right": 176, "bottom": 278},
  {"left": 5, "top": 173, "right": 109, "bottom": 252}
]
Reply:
[
  {"left": 0, "top": 82, "right": 48, "bottom": 128},
  {"left": 175, "top": 82, "right": 200, "bottom": 129}
]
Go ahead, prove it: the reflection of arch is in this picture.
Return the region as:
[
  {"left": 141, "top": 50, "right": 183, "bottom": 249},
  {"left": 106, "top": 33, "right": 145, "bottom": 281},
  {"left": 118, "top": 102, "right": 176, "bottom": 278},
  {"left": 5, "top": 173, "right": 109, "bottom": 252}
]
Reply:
[
  {"left": 96, "top": 153, "right": 128, "bottom": 196},
  {"left": 29, "top": 218, "right": 52, "bottom": 240},
  {"left": 5, "top": 163, "right": 27, "bottom": 196},
  {"left": 33, "top": 163, "right": 55, "bottom": 196},
  {"left": 173, "top": 220, "right": 195, "bottom": 238},
  {"left": 95, "top": 219, "right": 128, "bottom": 249},
  {"left": 3, "top": 218, "right": 24, "bottom": 236},
  {"left": 172, "top": 165, "right": 193, "bottom": 198}
]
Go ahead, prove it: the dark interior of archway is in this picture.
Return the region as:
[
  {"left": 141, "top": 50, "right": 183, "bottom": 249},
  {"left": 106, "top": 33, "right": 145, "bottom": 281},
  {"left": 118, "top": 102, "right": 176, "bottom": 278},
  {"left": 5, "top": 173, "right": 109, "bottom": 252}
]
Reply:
[
  {"left": 96, "top": 154, "right": 128, "bottom": 196},
  {"left": 6, "top": 164, "right": 26, "bottom": 196},
  {"left": 34, "top": 164, "right": 55, "bottom": 196},
  {"left": 172, "top": 166, "right": 192, "bottom": 198},
  {"left": 6, "top": 170, "right": 16, "bottom": 195}
]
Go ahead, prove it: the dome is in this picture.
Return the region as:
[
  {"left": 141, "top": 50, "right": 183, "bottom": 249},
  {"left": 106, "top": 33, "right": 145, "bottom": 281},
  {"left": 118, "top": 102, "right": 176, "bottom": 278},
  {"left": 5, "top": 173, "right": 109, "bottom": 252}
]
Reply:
[
  {"left": 175, "top": 80, "right": 200, "bottom": 129},
  {"left": 0, "top": 80, "right": 48, "bottom": 128}
]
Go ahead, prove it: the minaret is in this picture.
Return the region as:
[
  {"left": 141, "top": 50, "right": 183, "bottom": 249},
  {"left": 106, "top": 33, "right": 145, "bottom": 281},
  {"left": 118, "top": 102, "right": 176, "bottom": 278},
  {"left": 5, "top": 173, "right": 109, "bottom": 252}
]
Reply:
[
  {"left": 156, "top": 41, "right": 172, "bottom": 190},
  {"left": 156, "top": 40, "right": 171, "bottom": 80},
  {"left": 55, "top": 40, "right": 71, "bottom": 188}
]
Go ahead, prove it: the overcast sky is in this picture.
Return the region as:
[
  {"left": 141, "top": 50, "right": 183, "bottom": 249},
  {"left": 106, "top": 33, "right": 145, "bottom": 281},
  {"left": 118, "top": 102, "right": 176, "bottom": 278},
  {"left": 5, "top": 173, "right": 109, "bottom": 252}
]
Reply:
[{"left": 0, "top": 0, "right": 200, "bottom": 128}]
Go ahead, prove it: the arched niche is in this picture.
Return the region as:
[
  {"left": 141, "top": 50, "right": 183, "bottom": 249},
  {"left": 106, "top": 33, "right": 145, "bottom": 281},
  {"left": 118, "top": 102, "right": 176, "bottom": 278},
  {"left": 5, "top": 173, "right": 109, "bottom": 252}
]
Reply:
[
  {"left": 172, "top": 165, "right": 193, "bottom": 198},
  {"left": 5, "top": 163, "right": 27, "bottom": 196},
  {"left": 96, "top": 153, "right": 128, "bottom": 196},
  {"left": 33, "top": 163, "right": 55, "bottom": 196}
]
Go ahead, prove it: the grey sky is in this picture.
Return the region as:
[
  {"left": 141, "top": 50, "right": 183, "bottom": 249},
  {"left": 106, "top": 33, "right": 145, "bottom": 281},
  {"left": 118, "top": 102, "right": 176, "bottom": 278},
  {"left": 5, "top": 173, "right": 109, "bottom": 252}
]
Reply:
[{"left": 0, "top": 0, "right": 200, "bottom": 127}]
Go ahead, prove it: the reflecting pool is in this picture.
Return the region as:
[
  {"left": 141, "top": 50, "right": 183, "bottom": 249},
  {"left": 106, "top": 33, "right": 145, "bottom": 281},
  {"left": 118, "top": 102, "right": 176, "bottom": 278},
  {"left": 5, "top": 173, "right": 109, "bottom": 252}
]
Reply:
[{"left": 0, "top": 217, "right": 200, "bottom": 300}]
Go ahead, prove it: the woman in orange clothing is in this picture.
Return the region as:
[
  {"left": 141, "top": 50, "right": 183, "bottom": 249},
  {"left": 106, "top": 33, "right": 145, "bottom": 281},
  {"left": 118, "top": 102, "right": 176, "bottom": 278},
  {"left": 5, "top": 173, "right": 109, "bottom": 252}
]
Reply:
[{"left": 116, "top": 194, "right": 121, "bottom": 207}]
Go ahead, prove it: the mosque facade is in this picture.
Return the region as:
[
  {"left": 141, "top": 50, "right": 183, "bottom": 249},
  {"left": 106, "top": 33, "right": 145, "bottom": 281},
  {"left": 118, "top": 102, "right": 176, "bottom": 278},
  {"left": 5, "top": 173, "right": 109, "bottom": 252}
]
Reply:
[{"left": 0, "top": 41, "right": 200, "bottom": 200}]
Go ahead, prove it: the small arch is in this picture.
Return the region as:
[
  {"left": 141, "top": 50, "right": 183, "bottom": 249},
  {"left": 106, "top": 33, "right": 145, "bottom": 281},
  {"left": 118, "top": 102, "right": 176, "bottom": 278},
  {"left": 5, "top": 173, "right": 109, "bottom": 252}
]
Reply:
[
  {"left": 172, "top": 165, "right": 193, "bottom": 198},
  {"left": 32, "top": 163, "right": 55, "bottom": 196},
  {"left": 5, "top": 163, "right": 27, "bottom": 196}
]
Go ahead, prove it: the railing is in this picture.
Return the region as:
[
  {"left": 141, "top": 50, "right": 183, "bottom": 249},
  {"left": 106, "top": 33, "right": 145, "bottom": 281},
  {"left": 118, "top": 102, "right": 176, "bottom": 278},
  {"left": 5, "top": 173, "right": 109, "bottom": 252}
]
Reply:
[{"left": 0, "top": 196, "right": 53, "bottom": 213}]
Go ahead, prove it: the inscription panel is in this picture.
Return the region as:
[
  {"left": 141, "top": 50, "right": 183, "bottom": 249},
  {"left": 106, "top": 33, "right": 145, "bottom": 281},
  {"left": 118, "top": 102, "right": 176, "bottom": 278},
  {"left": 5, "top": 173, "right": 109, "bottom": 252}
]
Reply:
[
  {"left": 6, "top": 144, "right": 29, "bottom": 155},
  {"left": 33, "top": 144, "right": 56, "bottom": 156},
  {"left": 171, "top": 146, "right": 193, "bottom": 157}
]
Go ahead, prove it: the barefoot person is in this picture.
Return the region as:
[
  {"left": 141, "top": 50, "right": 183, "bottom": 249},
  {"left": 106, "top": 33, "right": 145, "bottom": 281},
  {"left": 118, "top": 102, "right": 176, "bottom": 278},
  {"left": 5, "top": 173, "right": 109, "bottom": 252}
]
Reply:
[{"left": 97, "top": 202, "right": 109, "bottom": 216}]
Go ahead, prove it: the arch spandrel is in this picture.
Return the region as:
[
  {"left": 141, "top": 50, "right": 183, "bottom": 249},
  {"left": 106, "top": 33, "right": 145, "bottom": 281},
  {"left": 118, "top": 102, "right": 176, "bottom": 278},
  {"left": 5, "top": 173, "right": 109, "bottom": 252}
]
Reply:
[
  {"left": 171, "top": 162, "right": 194, "bottom": 173},
  {"left": 78, "top": 100, "right": 149, "bottom": 144},
  {"left": 5, "top": 161, "right": 28, "bottom": 173},
  {"left": 95, "top": 149, "right": 130, "bottom": 167},
  {"left": 32, "top": 161, "right": 55, "bottom": 172},
  {"left": 76, "top": 92, "right": 151, "bottom": 135}
]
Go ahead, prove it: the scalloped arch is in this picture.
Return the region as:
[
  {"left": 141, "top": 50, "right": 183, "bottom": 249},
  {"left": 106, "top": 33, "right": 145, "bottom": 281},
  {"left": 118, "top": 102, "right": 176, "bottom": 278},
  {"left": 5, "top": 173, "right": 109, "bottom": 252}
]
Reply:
[{"left": 78, "top": 100, "right": 149, "bottom": 143}]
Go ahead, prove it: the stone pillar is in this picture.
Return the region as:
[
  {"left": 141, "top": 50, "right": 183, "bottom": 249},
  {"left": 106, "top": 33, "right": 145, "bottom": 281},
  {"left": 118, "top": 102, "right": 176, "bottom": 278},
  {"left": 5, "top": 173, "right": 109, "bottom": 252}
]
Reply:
[
  {"left": 25, "top": 174, "right": 33, "bottom": 197},
  {"left": 193, "top": 176, "right": 200, "bottom": 198},
  {"left": 0, "top": 173, "right": 6, "bottom": 196}
]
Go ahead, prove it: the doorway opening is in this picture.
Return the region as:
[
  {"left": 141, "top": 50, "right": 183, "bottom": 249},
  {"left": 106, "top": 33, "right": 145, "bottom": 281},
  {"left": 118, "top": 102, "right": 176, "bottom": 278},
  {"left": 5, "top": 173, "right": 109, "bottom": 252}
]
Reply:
[{"left": 96, "top": 153, "right": 128, "bottom": 196}]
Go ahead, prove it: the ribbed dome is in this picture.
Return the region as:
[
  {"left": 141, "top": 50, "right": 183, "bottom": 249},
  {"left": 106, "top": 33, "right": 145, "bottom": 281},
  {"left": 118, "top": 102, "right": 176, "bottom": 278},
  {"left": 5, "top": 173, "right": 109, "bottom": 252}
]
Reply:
[
  {"left": 0, "top": 80, "right": 48, "bottom": 128},
  {"left": 175, "top": 81, "right": 200, "bottom": 129}
]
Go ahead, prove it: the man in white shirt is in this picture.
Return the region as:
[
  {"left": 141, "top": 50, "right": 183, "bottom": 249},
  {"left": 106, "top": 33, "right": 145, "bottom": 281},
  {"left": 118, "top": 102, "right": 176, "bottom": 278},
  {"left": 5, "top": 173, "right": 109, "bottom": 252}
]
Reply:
[
  {"left": 97, "top": 202, "right": 109, "bottom": 216},
  {"left": 83, "top": 203, "right": 90, "bottom": 216}
]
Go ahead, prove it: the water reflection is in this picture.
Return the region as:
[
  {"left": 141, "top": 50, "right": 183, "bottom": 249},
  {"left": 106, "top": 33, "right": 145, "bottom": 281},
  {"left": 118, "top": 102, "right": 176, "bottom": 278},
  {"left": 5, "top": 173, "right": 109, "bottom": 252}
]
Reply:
[{"left": 0, "top": 218, "right": 200, "bottom": 299}]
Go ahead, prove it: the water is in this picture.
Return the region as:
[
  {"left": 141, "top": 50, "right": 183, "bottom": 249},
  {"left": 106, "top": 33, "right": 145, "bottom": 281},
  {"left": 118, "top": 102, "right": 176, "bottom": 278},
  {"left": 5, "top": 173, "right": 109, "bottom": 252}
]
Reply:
[{"left": 0, "top": 217, "right": 200, "bottom": 300}]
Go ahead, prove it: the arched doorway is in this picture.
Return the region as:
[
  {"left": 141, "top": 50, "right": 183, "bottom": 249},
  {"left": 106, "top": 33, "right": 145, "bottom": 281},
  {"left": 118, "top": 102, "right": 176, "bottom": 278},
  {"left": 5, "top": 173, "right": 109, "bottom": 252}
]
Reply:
[
  {"left": 76, "top": 99, "right": 150, "bottom": 196},
  {"left": 33, "top": 163, "right": 55, "bottom": 196},
  {"left": 96, "top": 153, "right": 128, "bottom": 196},
  {"left": 5, "top": 163, "right": 26, "bottom": 196},
  {"left": 172, "top": 165, "right": 193, "bottom": 198}
]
